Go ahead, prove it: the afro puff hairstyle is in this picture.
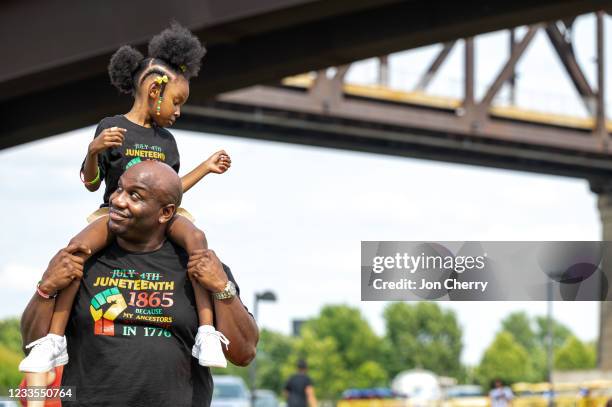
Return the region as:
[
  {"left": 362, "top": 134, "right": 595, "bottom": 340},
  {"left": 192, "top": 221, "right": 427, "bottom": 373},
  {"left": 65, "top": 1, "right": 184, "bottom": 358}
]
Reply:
[
  {"left": 148, "top": 21, "right": 206, "bottom": 80},
  {"left": 108, "top": 21, "right": 206, "bottom": 95},
  {"left": 108, "top": 45, "right": 145, "bottom": 95}
]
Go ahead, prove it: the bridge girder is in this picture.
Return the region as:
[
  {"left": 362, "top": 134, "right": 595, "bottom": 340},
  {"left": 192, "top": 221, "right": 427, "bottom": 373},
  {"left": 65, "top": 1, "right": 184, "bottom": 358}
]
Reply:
[{"left": 2, "top": 0, "right": 611, "bottom": 149}]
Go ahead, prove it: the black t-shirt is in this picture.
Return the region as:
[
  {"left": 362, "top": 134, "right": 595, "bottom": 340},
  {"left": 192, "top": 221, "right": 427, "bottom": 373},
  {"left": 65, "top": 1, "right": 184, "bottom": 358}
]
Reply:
[
  {"left": 62, "top": 240, "right": 240, "bottom": 407},
  {"left": 284, "top": 373, "right": 313, "bottom": 407},
  {"left": 83, "top": 115, "right": 181, "bottom": 206}
]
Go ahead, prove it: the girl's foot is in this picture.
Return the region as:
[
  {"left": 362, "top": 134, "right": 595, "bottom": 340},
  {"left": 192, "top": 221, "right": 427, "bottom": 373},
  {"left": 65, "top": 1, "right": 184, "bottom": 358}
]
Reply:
[
  {"left": 192, "top": 325, "right": 230, "bottom": 368},
  {"left": 19, "top": 334, "right": 68, "bottom": 372}
]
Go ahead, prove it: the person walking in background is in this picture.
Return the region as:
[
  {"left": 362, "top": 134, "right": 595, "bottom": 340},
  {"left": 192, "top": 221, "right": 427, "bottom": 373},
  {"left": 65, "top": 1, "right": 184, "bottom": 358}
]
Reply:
[
  {"left": 489, "top": 379, "right": 513, "bottom": 407},
  {"left": 284, "top": 359, "right": 317, "bottom": 407}
]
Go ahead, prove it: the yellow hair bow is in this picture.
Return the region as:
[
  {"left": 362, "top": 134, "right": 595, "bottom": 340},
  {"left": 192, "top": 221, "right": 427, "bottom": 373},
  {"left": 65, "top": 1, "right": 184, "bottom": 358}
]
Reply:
[{"left": 155, "top": 75, "right": 169, "bottom": 85}]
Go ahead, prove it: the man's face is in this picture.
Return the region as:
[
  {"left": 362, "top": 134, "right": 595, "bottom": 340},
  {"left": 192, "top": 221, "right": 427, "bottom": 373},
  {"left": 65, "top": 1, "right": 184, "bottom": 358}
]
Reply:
[{"left": 108, "top": 170, "right": 164, "bottom": 239}]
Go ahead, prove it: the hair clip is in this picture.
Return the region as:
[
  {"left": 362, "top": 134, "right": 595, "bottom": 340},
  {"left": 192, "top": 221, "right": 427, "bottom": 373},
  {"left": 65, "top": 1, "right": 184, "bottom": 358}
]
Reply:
[
  {"left": 179, "top": 64, "right": 187, "bottom": 73},
  {"left": 155, "top": 75, "right": 169, "bottom": 85}
]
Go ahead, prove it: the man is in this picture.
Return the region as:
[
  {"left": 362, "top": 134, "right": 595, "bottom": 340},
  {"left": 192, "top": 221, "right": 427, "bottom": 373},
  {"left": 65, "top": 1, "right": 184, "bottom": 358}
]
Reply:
[
  {"left": 284, "top": 359, "right": 317, "bottom": 407},
  {"left": 21, "top": 161, "right": 259, "bottom": 406}
]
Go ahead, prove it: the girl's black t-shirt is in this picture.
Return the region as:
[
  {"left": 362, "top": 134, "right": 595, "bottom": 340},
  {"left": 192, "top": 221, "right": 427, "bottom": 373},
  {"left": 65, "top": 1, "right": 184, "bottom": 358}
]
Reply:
[
  {"left": 83, "top": 115, "right": 181, "bottom": 207},
  {"left": 61, "top": 240, "right": 240, "bottom": 407}
]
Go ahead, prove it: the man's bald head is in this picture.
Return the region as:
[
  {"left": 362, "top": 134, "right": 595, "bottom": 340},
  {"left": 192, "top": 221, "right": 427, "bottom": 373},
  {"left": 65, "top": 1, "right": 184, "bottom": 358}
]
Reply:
[
  {"left": 108, "top": 161, "right": 183, "bottom": 248},
  {"left": 123, "top": 161, "right": 183, "bottom": 207}
]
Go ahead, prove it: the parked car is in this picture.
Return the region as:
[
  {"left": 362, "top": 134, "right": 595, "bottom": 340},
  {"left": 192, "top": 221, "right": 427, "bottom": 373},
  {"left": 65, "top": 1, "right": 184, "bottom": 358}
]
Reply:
[
  {"left": 212, "top": 375, "right": 251, "bottom": 407},
  {"left": 255, "top": 389, "right": 279, "bottom": 407},
  {"left": 443, "top": 385, "right": 487, "bottom": 407}
]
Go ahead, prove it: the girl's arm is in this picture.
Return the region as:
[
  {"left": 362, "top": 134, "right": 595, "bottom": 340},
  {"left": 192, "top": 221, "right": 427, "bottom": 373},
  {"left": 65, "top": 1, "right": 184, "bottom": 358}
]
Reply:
[
  {"left": 181, "top": 150, "right": 231, "bottom": 193},
  {"left": 20, "top": 243, "right": 89, "bottom": 348},
  {"left": 167, "top": 215, "right": 207, "bottom": 253},
  {"left": 68, "top": 215, "right": 114, "bottom": 255},
  {"left": 82, "top": 126, "right": 126, "bottom": 191}
]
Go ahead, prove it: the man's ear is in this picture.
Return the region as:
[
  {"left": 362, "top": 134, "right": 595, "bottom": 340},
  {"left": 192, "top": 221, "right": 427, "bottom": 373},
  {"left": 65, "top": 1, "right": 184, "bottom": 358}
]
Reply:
[{"left": 159, "top": 204, "right": 176, "bottom": 224}]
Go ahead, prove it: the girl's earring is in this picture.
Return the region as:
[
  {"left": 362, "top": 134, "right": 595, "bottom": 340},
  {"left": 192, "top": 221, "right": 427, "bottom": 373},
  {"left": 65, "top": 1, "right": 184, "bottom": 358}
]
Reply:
[{"left": 156, "top": 96, "right": 163, "bottom": 116}]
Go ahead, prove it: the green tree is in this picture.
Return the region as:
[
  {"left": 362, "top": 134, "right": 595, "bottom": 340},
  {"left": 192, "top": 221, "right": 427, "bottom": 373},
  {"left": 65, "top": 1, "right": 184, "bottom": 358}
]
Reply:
[
  {"left": 383, "top": 302, "right": 462, "bottom": 378},
  {"left": 255, "top": 329, "right": 294, "bottom": 393},
  {"left": 306, "top": 305, "right": 385, "bottom": 372},
  {"left": 0, "top": 343, "right": 22, "bottom": 395},
  {"left": 501, "top": 312, "right": 536, "bottom": 352},
  {"left": 528, "top": 346, "right": 548, "bottom": 382},
  {"left": 281, "top": 326, "right": 348, "bottom": 401},
  {"left": 497, "top": 314, "right": 576, "bottom": 382},
  {"left": 477, "top": 331, "right": 532, "bottom": 388},
  {"left": 535, "top": 317, "right": 572, "bottom": 350},
  {"left": 212, "top": 329, "right": 294, "bottom": 394},
  {"left": 500, "top": 312, "right": 549, "bottom": 382},
  {"left": 351, "top": 361, "right": 388, "bottom": 389},
  {"left": 0, "top": 318, "right": 22, "bottom": 355},
  {"left": 0, "top": 317, "right": 23, "bottom": 396},
  {"left": 554, "top": 336, "right": 596, "bottom": 370}
]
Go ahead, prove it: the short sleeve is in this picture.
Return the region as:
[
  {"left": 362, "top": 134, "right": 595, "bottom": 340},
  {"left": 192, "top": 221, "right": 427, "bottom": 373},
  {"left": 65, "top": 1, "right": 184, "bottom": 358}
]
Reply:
[
  {"left": 80, "top": 120, "right": 110, "bottom": 182},
  {"left": 168, "top": 132, "right": 180, "bottom": 174},
  {"left": 219, "top": 262, "right": 253, "bottom": 318},
  {"left": 172, "top": 147, "right": 180, "bottom": 174},
  {"left": 222, "top": 263, "right": 241, "bottom": 297},
  {"left": 284, "top": 377, "right": 293, "bottom": 391},
  {"left": 305, "top": 375, "right": 313, "bottom": 386}
]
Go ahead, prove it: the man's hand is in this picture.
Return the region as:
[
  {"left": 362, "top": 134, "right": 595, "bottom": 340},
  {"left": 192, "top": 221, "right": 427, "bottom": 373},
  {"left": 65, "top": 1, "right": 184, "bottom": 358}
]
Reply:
[
  {"left": 203, "top": 150, "right": 231, "bottom": 175},
  {"left": 39, "top": 243, "right": 91, "bottom": 296},
  {"left": 187, "top": 249, "right": 229, "bottom": 293}
]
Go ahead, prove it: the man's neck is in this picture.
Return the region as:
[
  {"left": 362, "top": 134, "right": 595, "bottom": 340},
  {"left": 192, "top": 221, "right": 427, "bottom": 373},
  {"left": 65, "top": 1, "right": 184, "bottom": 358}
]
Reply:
[{"left": 116, "top": 235, "right": 166, "bottom": 253}]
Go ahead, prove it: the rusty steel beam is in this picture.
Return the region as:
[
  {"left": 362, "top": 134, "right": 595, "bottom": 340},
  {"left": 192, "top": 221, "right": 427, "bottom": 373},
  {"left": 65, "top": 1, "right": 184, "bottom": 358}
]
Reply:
[
  {"left": 545, "top": 22, "right": 597, "bottom": 114},
  {"left": 464, "top": 38, "right": 475, "bottom": 108},
  {"left": 508, "top": 30, "right": 517, "bottom": 105},
  {"left": 479, "top": 25, "right": 539, "bottom": 109},
  {"left": 596, "top": 11, "right": 608, "bottom": 148},
  {"left": 308, "top": 65, "right": 350, "bottom": 111},
  {"left": 414, "top": 41, "right": 456, "bottom": 91},
  {"left": 214, "top": 85, "right": 607, "bottom": 154},
  {"left": 176, "top": 88, "right": 612, "bottom": 181},
  {"left": 378, "top": 56, "right": 389, "bottom": 86},
  {"left": 3, "top": 1, "right": 612, "bottom": 149}
]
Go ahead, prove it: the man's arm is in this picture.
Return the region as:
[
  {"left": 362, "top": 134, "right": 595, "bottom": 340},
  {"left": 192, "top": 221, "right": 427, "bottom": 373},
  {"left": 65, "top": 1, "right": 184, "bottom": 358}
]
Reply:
[
  {"left": 187, "top": 249, "right": 258, "bottom": 366},
  {"left": 306, "top": 385, "right": 317, "bottom": 407},
  {"left": 20, "top": 243, "right": 88, "bottom": 351}
]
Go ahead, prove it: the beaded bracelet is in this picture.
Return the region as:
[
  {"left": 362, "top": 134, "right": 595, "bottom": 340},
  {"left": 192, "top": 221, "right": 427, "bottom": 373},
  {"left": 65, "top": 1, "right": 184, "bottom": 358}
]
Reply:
[
  {"left": 36, "top": 281, "right": 58, "bottom": 299},
  {"left": 80, "top": 167, "right": 100, "bottom": 185}
]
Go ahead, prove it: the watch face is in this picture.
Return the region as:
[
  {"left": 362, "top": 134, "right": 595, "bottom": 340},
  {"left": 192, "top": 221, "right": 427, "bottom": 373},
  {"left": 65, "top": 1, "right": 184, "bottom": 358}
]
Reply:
[{"left": 214, "top": 281, "right": 237, "bottom": 300}]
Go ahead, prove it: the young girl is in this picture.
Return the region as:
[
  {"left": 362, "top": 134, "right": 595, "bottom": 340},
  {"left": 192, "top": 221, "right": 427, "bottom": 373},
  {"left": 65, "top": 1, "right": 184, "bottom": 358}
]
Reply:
[{"left": 19, "top": 23, "right": 230, "bottom": 377}]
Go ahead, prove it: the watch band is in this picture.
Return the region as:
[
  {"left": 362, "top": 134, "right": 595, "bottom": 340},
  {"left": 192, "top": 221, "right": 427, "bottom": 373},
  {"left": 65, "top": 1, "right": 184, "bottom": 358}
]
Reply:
[{"left": 212, "top": 281, "right": 236, "bottom": 300}]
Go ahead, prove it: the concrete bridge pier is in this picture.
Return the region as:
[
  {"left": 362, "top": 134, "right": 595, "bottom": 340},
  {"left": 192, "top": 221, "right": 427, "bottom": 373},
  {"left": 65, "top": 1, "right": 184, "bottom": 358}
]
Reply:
[{"left": 592, "top": 182, "right": 612, "bottom": 370}]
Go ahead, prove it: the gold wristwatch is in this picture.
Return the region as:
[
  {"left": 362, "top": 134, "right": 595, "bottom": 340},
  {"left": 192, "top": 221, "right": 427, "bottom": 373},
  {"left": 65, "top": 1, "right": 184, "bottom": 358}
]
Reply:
[{"left": 212, "top": 281, "right": 237, "bottom": 300}]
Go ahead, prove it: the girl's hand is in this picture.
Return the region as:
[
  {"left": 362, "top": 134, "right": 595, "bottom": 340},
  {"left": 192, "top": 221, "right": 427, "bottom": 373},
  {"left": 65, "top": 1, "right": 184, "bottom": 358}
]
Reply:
[
  {"left": 88, "top": 126, "right": 126, "bottom": 155},
  {"left": 204, "top": 150, "right": 232, "bottom": 174}
]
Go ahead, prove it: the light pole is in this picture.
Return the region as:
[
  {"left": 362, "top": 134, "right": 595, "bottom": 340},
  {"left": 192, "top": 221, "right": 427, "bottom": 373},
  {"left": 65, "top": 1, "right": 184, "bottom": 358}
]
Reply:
[
  {"left": 250, "top": 291, "right": 277, "bottom": 407},
  {"left": 547, "top": 280, "right": 554, "bottom": 407}
]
